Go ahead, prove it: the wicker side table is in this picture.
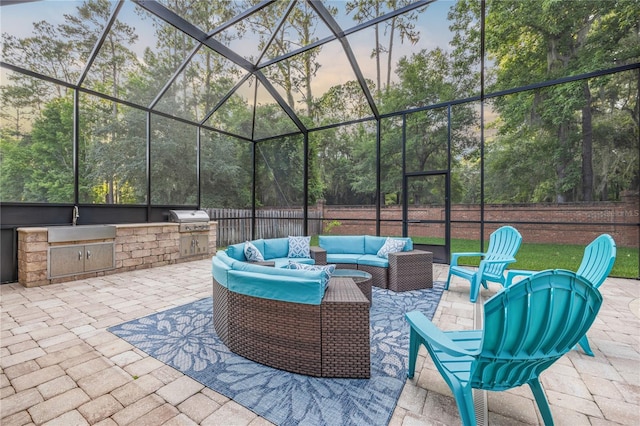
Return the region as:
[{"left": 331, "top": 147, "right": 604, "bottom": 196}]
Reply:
[
  {"left": 321, "top": 277, "right": 370, "bottom": 378},
  {"left": 388, "top": 250, "right": 433, "bottom": 291},
  {"left": 309, "top": 246, "right": 327, "bottom": 265}
]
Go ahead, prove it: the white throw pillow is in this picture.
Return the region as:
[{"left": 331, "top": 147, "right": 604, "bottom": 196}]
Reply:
[
  {"left": 244, "top": 241, "right": 264, "bottom": 262},
  {"left": 377, "top": 237, "right": 406, "bottom": 259},
  {"left": 286, "top": 261, "right": 336, "bottom": 290},
  {"left": 288, "top": 235, "right": 311, "bottom": 258}
]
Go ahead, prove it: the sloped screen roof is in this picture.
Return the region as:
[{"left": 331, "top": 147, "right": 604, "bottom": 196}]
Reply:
[{"left": 1, "top": 0, "right": 456, "bottom": 140}]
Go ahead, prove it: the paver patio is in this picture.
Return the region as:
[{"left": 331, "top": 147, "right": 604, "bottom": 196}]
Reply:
[{"left": 1, "top": 259, "right": 638, "bottom": 425}]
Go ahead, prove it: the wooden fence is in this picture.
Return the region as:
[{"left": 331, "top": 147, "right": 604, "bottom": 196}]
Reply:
[{"left": 205, "top": 208, "right": 322, "bottom": 247}]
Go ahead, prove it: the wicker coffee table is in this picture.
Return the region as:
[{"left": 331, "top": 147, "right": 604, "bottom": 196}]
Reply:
[{"left": 331, "top": 269, "right": 372, "bottom": 304}]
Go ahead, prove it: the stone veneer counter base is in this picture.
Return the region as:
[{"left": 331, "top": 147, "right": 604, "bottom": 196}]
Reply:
[{"left": 17, "top": 222, "right": 217, "bottom": 287}]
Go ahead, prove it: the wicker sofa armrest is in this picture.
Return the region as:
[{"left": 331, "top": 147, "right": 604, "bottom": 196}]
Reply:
[
  {"left": 310, "top": 246, "right": 327, "bottom": 265},
  {"left": 388, "top": 250, "right": 433, "bottom": 291}
]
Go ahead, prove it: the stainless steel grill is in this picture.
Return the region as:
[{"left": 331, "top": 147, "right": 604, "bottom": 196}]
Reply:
[{"left": 169, "top": 210, "right": 210, "bottom": 232}]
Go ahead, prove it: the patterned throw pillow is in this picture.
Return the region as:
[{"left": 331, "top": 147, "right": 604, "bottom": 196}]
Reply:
[
  {"left": 376, "top": 237, "right": 406, "bottom": 259},
  {"left": 288, "top": 235, "right": 311, "bottom": 258},
  {"left": 244, "top": 241, "right": 265, "bottom": 262},
  {"left": 286, "top": 261, "right": 336, "bottom": 290}
]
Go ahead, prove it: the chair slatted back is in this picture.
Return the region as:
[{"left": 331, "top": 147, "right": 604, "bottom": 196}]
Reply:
[
  {"left": 483, "top": 226, "right": 523, "bottom": 279},
  {"left": 471, "top": 270, "right": 602, "bottom": 391},
  {"left": 576, "top": 234, "right": 616, "bottom": 288}
]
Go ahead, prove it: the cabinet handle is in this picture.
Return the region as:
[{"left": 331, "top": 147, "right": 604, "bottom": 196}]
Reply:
[
  {"left": 86, "top": 250, "right": 91, "bottom": 259},
  {"left": 78, "top": 251, "right": 83, "bottom": 260}
]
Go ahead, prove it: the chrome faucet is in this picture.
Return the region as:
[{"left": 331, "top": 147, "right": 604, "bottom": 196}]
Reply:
[{"left": 72, "top": 206, "right": 80, "bottom": 226}]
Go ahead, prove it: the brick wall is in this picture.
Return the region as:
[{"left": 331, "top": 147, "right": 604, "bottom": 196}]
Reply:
[{"left": 314, "top": 192, "right": 639, "bottom": 248}]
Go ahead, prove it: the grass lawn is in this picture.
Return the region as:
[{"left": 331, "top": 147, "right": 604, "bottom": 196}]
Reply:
[{"left": 411, "top": 237, "right": 638, "bottom": 279}]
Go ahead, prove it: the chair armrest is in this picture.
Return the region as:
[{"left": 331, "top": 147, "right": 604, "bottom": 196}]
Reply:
[
  {"left": 505, "top": 269, "right": 535, "bottom": 287},
  {"left": 309, "top": 246, "right": 327, "bottom": 265},
  {"left": 405, "top": 311, "right": 476, "bottom": 357},
  {"left": 450, "top": 252, "right": 485, "bottom": 266}
]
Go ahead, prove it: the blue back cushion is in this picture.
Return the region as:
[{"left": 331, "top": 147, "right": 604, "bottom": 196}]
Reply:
[
  {"left": 364, "top": 236, "right": 387, "bottom": 254},
  {"left": 399, "top": 237, "right": 413, "bottom": 251},
  {"left": 263, "top": 237, "right": 289, "bottom": 259},
  {"left": 226, "top": 243, "right": 246, "bottom": 261},
  {"left": 363, "top": 235, "right": 414, "bottom": 254},
  {"left": 319, "top": 235, "right": 365, "bottom": 254}
]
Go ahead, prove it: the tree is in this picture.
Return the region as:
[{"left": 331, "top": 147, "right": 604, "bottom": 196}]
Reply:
[
  {"left": 486, "top": 0, "right": 640, "bottom": 202},
  {"left": 346, "top": 0, "right": 424, "bottom": 97},
  {"left": 248, "top": 1, "right": 328, "bottom": 117},
  {"left": 25, "top": 97, "right": 75, "bottom": 203},
  {"left": 63, "top": 0, "right": 141, "bottom": 203}
]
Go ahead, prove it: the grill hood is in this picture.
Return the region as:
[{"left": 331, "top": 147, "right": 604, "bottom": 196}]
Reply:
[{"left": 169, "top": 210, "right": 210, "bottom": 223}]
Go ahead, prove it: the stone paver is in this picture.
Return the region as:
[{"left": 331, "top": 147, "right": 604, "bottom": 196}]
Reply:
[
  {"left": 1, "top": 388, "right": 44, "bottom": 419},
  {"left": 127, "top": 403, "right": 180, "bottom": 426},
  {"left": 110, "top": 394, "right": 164, "bottom": 425},
  {"left": 42, "top": 409, "right": 90, "bottom": 426},
  {"left": 77, "top": 394, "right": 124, "bottom": 424},
  {"left": 27, "top": 387, "right": 91, "bottom": 424},
  {"left": 77, "top": 365, "right": 131, "bottom": 399},
  {"left": 37, "top": 374, "right": 78, "bottom": 399},
  {"left": 177, "top": 393, "right": 220, "bottom": 423},
  {"left": 1, "top": 260, "right": 638, "bottom": 426},
  {"left": 65, "top": 357, "right": 114, "bottom": 381},
  {"left": 0, "top": 347, "right": 47, "bottom": 368},
  {"left": 11, "top": 364, "right": 65, "bottom": 392},
  {"left": 156, "top": 375, "right": 205, "bottom": 406},
  {"left": 111, "top": 375, "right": 164, "bottom": 406}
]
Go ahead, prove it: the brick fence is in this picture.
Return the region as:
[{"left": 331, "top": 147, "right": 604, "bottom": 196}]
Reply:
[{"left": 313, "top": 191, "right": 639, "bottom": 248}]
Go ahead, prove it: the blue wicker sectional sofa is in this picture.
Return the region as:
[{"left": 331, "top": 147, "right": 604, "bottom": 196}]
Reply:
[
  {"left": 209, "top": 235, "right": 432, "bottom": 377},
  {"left": 315, "top": 235, "right": 433, "bottom": 291}
]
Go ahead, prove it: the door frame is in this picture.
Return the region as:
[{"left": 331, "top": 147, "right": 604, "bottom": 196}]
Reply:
[{"left": 402, "top": 170, "right": 451, "bottom": 264}]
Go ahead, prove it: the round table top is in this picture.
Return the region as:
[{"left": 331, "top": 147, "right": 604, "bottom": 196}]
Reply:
[{"left": 331, "top": 269, "right": 372, "bottom": 281}]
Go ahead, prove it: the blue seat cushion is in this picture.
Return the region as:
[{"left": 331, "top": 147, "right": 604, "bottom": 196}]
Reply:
[
  {"left": 326, "top": 254, "right": 361, "bottom": 264},
  {"left": 356, "top": 254, "right": 389, "bottom": 268}
]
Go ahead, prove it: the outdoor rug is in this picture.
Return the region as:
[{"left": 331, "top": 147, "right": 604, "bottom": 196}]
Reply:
[{"left": 108, "top": 281, "right": 445, "bottom": 426}]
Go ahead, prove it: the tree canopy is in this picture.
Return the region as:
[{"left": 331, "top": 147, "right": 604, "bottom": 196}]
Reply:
[{"left": 1, "top": 0, "right": 637, "bottom": 207}]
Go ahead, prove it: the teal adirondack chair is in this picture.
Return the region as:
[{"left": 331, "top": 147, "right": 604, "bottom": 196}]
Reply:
[
  {"left": 406, "top": 269, "right": 603, "bottom": 426},
  {"left": 446, "top": 226, "right": 522, "bottom": 302},
  {"left": 504, "top": 234, "right": 616, "bottom": 356}
]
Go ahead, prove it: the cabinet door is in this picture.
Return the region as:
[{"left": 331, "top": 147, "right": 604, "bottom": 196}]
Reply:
[
  {"left": 180, "top": 234, "right": 195, "bottom": 257},
  {"left": 84, "top": 242, "right": 115, "bottom": 272},
  {"left": 49, "top": 245, "right": 84, "bottom": 277},
  {"left": 193, "top": 234, "right": 209, "bottom": 255}
]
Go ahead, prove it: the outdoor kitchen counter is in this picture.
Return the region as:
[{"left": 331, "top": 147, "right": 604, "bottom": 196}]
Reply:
[{"left": 17, "top": 221, "right": 217, "bottom": 287}]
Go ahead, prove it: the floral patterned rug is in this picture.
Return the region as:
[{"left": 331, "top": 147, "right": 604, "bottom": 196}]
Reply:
[{"left": 108, "top": 282, "right": 445, "bottom": 426}]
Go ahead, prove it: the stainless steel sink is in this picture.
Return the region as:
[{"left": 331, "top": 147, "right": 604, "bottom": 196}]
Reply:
[{"left": 48, "top": 225, "right": 117, "bottom": 243}]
